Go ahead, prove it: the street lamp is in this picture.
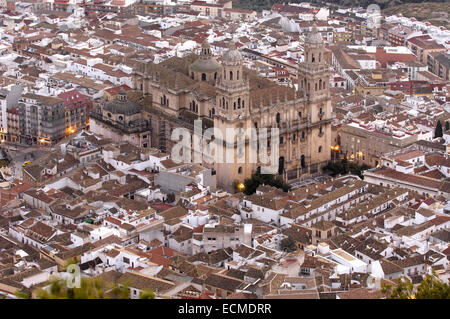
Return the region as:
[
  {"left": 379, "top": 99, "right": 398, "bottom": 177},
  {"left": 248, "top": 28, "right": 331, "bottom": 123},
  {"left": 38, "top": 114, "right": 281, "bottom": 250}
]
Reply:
[{"left": 330, "top": 145, "right": 340, "bottom": 163}]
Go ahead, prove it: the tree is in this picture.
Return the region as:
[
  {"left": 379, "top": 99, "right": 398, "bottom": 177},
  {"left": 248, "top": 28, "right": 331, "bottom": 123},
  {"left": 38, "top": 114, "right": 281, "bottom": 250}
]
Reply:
[
  {"left": 435, "top": 120, "right": 443, "bottom": 138},
  {"left": 30, "top": 277, "right": 156, "bottom": 299},
  {"left": 381, "top": 273, "right": 450, "bottom": 299},
  {"left": 242, "top": 172, "right": 291, "bottom": 195},
  {"left": 139, "top": 289, "right": 156, "bottom": 299},
  {"left": 14, "top": 290, "right": 31, "bottom": 299},
  {"left": 166, "top": 192, "right": 175, "bottom": 203},
  {"left": 323, "top": 159, "right": 370, "bottom": 179},
  {"left": 381, "top": 277, "right": 414, "bottom": 299},
  {"left": 279, "top": 236, "right": 297, "bottom": 253},
  {"left": 34, "top": 278, "right": 108, "bottom": 299}
]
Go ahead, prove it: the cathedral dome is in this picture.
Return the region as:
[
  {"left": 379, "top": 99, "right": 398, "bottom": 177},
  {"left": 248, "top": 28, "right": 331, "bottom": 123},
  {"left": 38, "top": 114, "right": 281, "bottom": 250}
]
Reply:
[
  {"left": 189, "top": 40, "right": 221, "bottom": 73},
  {"left": 305, "top": 24, "right": 323, "bottom": 44},
  {"left": 222, "top": 41, "right": 242, "bottom": 63},
  {"left": 190, "top": 59, "right": 221, "bottom": 73},
  {"left": 103, "top": 90, "right": 142, "bottom": 116}
]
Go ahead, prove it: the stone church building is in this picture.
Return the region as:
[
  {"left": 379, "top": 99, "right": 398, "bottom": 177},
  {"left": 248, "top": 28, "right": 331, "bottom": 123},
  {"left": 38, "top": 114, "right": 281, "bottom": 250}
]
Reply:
[{"left": 132, "top": 23, "right": 333, "bottom": 191}]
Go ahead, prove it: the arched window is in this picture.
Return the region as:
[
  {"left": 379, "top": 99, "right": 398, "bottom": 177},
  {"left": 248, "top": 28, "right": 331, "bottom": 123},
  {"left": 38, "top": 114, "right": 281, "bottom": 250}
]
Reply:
[
  {"left": 201, "top": 73, "right": 206, "bottom": 81},
  {"left": 238, "top": 98, "right": 241, "bottom": 108},
  {"left": 222, "top": 97, "right": 225, "bottom": 108},
  {"left": 276, "top": 113, "right": 280, "bottom": 123},
  {"left": 319, "top": 52, "right": 321, "bottom": 62},
  {"left": 302, "top": 131, "right": 305, "bottom": 139},
  {"left": 214, "top": 72, "right": 217, "bottom": 80},
  {"left": 226, "top": 102, "right": 228, "bottom": 109},
  {"left": 242, "top": 100, "right": 244, "bottom": 108},
  {"left": 301, "top": 155, "right": 306, "bottom": 168},
  {"left": 212, "top": 108, "right": 215, "bottom": 115},
  {"left": 224, "top": 69, "right": 226, "bottom": 79},
  {"left": 233, "top": 102, "right": 236, "bottom": 110},
  {"left": 230, "top": 71, "right": 233, "bottom": 80},
  {"left": 311, "top": 53, "right": 315, "bottom": 63},
  {"left": 238, "top": 167, "right": 242, "bottom": 174},
  {"left": 298, "top": 111, "right": 302, "bottom": 118},
  {"left": 315, "top": 83, "right": 318, "bottom": 91},
  {"left": 278, "top": 157, "right": 284, "bottom": 175},
  {"left": 319, "top": 79, "right": 322, "bottom": 90},
  {"left": 318, "top": 146, "right": 322, "bottom": 153},
  {"left": 237, "top": 70, "right": 239, "bottom": 80},
  {"left": 307, "top": 83, "right": 310, "bottom": 92}
]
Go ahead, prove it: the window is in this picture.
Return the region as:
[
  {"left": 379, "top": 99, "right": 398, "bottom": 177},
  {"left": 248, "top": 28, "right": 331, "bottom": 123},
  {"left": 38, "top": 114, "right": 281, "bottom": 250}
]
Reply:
[
  {"left": 238, "top": 166, "right": 242, "bottom": 174},
  {"left": 318, "top": 146, "right": 322, "bottom": 153},
  {"left": 123, "top": 257, "right": 130, "bottom": 264}
]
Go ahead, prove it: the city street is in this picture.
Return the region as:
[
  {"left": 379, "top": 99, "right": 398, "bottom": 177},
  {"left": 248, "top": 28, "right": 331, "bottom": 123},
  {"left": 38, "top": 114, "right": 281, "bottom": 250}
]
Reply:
[{"left": 0, "top": 142, "right": 50, "bottom": 179}]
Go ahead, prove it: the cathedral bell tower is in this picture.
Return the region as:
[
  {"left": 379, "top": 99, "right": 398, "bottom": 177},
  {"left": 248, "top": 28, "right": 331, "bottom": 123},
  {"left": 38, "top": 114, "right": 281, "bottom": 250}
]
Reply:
[
  {"left": 215, "top": 40, "right": 250, "bottom": 122},
  {"left": 298, "top": 19, "right": 333, "bottom": 174},
  {"left": 214, "top": 40, "right": 252, "bottom": 192}
]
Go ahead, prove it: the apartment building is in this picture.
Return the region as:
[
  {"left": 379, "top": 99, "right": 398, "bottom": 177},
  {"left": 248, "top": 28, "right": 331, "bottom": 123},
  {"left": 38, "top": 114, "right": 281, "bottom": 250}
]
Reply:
[{"left": 18, "top": 93, "right": 66, "bottom": 145}]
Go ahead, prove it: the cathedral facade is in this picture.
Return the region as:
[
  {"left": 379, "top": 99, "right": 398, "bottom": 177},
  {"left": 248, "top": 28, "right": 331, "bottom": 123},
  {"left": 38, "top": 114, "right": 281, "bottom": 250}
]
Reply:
[{"left": 132, "top": 24, "right": 333, "bottom": 191}]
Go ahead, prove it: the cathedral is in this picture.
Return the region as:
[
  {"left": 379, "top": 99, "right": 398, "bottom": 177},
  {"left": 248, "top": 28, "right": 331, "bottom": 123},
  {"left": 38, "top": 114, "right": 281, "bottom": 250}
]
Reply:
[{"left": 132, "top": 23, "right": 333, "bottom": 191}]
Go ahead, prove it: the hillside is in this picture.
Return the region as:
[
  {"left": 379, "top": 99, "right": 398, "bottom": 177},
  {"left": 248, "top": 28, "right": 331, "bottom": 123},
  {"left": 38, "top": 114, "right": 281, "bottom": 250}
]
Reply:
[
  {"left": 382, "top": 2, "right": 450, "bottom": 28},
  {"left": 233, "top": 0, "right": 448, "bottom": 13}
]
